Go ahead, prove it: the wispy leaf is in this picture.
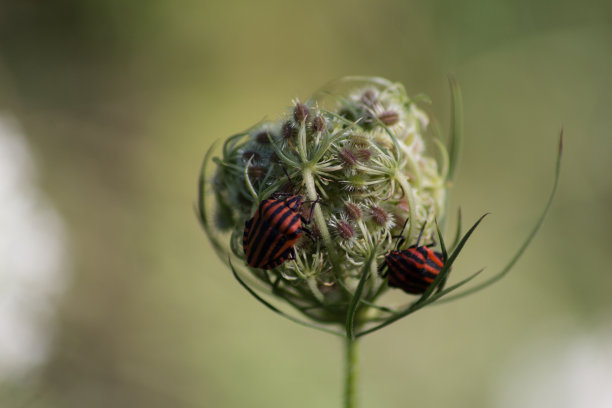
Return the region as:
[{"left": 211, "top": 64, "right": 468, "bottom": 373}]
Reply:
[
  {"left": 439, "top": 132, "right": 563, "bottom": 303},
  {"left": 230, "top": 259, "right": 344, "bottom": 337}
]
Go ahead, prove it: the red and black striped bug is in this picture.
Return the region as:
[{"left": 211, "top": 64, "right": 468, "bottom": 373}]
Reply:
[
  {"left": 242, "top": 168, "right": 317, "bottom": 269},
  {"left": 380, "top": 223, "right": 446, "bottom": 294}
]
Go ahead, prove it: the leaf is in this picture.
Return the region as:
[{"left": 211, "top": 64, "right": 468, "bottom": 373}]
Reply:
[
  {"left": 417, "top": 213, "right": 487, "bottom": 303},
  {"left": 354, "top": 214, "right": 488, "bottom": 338},
  {"left": 345, "top": 250, "right": 377, "bottom": 340},
  {"left": 196, "top": 142, "right": 231, "bottom": 264},
  {"left": 447, "top": 75, "right": 463, "bottom": 183},
  {"left": 267, "top": 133, "right": 299, "bottom": 167},
  {"left": 441, "top": 213, "right": 488, "bottom": 272},
  {"left": 434, "top": 219, "right": 449, "bottom": 293},
  {"left": 433, "top": 137, "right": 450, "bottom": 182},
  {"left": 426, "top": 268, "right": 484, "bottom": 304},
  {"left": 449, "top": 207, "right": 463, "bottom": 253},
  {"left": 436, "top": 219, "right": 449, "bottom": 263},
  {"left": 222, "top": 131, "right": 249, "bottom": 160},
  {"left": 439, "top": 131, "right": 563, "bottom": 303},
  {"left": 354, "top": 268, "right": 482, "bottom": 338},
  {"left": 230, "top": 259, "right": 344, "bottom": 337}
]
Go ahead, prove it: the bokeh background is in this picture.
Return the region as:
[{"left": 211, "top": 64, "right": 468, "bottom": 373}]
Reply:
[{"left": 1, "top": 1, "right": 611, "bottom": 407}]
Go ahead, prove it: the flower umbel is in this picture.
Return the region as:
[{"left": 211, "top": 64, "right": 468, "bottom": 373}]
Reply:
[{"left": 197, "top": 76, "right": 562, "bottom": 340}]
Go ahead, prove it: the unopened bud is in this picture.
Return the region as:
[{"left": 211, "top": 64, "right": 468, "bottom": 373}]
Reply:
[
  {"left": 294, "top": 103, "right": 309, "bottom": 123},
  {"left": 370, "top": 205, "right": 390, "bottom": 227},
  {"left": 339, "top": 148, "right": 358, "bottom": 167},
  {"left": 378, "top": 110, "right": 399, "bottom": 126},
  {"left": 313, "top": 115, "right": 326, "bottom": 133},
  {"left": 345, "top": 201, "right": 363, "bottom": 221},
  {"left": 336, "top": 220, "right": 355, "bottom": 240}
]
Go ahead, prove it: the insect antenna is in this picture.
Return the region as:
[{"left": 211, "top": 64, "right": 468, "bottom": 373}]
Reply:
[
  {"left": 301, "top": 194, "right": 321, "bottom": 224},
  {"left": 391, "top": 218, "right": 411, "bottom": 250},
  {"left": 414, "top": 222, "right": 427, "bottom": 247},
  {"left": 272, "top": 166, "right": 303, "bottom": 200},
  {"left": 282, "top": 166, "right": 303, "bottom": 192}
]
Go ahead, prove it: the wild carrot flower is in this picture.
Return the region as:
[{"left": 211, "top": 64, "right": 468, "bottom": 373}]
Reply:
[
  {"left": 197, "top": 76, "right": 561, "bottom": 408},
  {"left": 198, "top": 75, "right": 561, "bottom": 335}
]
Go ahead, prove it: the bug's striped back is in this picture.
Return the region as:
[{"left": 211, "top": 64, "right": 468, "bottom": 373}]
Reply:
[
  {"left": 385, "top": 246, "right": 445, "bottom": 294},
  {"left": 242, "top": 196, "right": 303, "bottom": 269}
]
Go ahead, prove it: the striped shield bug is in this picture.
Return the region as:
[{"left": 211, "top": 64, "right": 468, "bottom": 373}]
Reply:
[
  {"left": 380, "top": 222, "right": 446, "bottom": 294},
  {"left": 242, "top": 168, "right": 317, "bottom": 270}
]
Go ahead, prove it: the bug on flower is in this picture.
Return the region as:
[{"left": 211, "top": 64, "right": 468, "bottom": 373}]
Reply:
[
  {"left": 242, "top": 164, "right": 319, "bottom": 270},
  {"left": 242, "top": 194, "right": 307, "bottom": 269},
  {"left": 380, "top": 224, "right": 446, "bottom": 294}
]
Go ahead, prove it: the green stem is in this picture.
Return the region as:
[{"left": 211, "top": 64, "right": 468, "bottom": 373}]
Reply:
[
  {"left": 394, "top": 172, "right": 417, "bottom": 244},
  {"left": 302, "top": 167, "right": 340, "bottom": 266},
  {"left": 344, "top": 337, "right": 359, "bottom": 408}
]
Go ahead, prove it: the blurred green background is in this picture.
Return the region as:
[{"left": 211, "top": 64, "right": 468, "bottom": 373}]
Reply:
[{"left": 1, "top": 1, "right": 611, "bottom": 407}]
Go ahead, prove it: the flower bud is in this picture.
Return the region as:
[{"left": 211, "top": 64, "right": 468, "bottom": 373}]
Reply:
[
  {"left": 338, "top": 148, "right": 358, "bottom": 167},
  {"left": 360, "top": 88, "right": 377, "bottom": 107},
  {"left": 242, "top": 150, "right": 261, "bottom": 162},
  {"left": 255, "top": 130, "right": 272, "bottom": 144},
  {"left": 345, "top": 201, "right": 363, "bottom": 221},
  {"left": 282, "top": 121, "right": 297, "bottom": 140},
  {"left": 378, "top": 110, "right": 400, "bottom": 126},
  {"left": 355, "top": 148, "right": 371, "bottom": 162},
  {"left": 247, "top": 165, "right": 266, "bottom": 181},
  {"left": 312, "top": 115, "right": 326, "bottom": 133},
  {"left": 293, "top": 102, "right": 309, "bottom": 123},
  {"left": 369, "top": 204, "right": 394, "bottom": 230},
  {"left": 336, "top": 220, "right": 355, "bottom": 240}
]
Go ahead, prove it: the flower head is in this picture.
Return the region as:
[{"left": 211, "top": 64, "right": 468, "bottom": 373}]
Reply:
[{"left": 197, "top": 76, "right": 562, "bottom": 338}]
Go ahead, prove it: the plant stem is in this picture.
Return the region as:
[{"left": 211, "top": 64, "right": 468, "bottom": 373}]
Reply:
[
  {"left": 395, "top": 172, "right": 417, "bottom": 244},
  {"left": 302, "top": 166, "right": 340, "bottom": 266},
  {"left": 344, "top": 337, "right": 359, "bottom": 408}
]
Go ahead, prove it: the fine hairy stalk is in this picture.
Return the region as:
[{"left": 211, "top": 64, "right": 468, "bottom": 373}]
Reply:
[{"left": 196, "top": 76, "right": 562, "bottom": 407}]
